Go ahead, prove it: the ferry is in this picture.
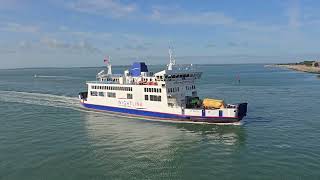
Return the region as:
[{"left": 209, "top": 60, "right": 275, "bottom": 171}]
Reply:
[{"left": 79, "top": 49, "right": 247, "bottom": 124}]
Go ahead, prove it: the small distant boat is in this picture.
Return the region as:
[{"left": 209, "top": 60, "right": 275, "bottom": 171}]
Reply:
[
  {"left": 34, "top": 74, "right": 37, "bottom": 78},
  {"left": 79, "top": 48, "right": 248, "bottom": 124}
]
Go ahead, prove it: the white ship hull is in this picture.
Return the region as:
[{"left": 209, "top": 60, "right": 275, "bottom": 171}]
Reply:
[{"left": 79, "top": 92, "right": 247, "bottom": 124}]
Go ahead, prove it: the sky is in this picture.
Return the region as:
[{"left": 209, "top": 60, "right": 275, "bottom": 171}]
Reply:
[{"left": 1, "top": 0, "right": 320, "bottom": 69}]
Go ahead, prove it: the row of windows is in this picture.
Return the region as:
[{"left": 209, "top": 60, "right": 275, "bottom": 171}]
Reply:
[
  {"left": 165, "top": 73, "right": 198, "bottom": 79},
  {"left": 90, "top": 91, "right": 105, "bottom": 97},
  {"left": 186, "top": 85, "right": 196, "bottom": 90},
  {"left": 141, "top": 78, "right": 154, "bottom": 82},
  {"left": 144, "top": 88, "right": 162, "bottom": 93},
  {"left": 155, "top": 75, "right": 165, "bottom": 82},
  {"left": 155, "top": 74, "right": 200, "bottom": 82},
  {"left": 91, "top": 85, "right": 132, "bottom": 91},
  {"left": 101, "top": 78, "right": 119, "bottom": 82},
  {"left": 155, "top": 76, "right": 164, "bottom": 79},
  {"left": 168, "top": 87, "right": 180, "bottom": 93},
  {"left": 91, "top": 91, "right": 133, "bottom": 99},
  {"left": 145, "top": 95, "right": 161, "bottom": 102}
]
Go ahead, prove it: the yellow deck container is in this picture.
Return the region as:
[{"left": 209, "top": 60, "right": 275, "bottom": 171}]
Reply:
[{"left": 202, "top": 98, "right": 225, "bottom": 109}]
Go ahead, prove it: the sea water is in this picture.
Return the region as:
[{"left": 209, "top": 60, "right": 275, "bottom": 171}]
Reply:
[{"left": 0, "top": 64, "right": 319, "bottom": 180}]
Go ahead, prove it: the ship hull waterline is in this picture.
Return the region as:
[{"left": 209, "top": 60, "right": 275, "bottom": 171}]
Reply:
[{"left": 80, "top": 102, "right": 246, "bottom": 125}]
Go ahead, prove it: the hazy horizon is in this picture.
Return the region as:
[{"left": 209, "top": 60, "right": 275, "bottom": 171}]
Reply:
[{"left": 0, "top": 55, "right": 306, "bottom": 70}]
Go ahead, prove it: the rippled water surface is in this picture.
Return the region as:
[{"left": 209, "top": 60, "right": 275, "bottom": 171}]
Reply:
[{"left": 0, "top": 64, "right": 320, "bottom": 180}]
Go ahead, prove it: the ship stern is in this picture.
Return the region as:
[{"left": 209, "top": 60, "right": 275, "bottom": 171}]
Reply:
[{"left": 237, "top": 103, "right": 248, "bottom": 120}]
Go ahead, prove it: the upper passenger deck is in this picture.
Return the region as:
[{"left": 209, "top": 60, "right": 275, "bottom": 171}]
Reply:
[
  {"left": 88, "top": 64, "right": 202, "bottom": 86},
  {"left": 89, "top": 48, "right": 202, "bottom": 86}
]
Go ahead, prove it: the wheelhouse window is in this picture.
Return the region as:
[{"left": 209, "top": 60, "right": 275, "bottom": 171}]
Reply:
[{"left": 145, "top": 95, "right": 149, "bottom": 101}]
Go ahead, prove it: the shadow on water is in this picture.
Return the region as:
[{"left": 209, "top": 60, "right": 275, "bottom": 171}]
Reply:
[
  {"left": 83, "top": 112, "right": 247, "bottom": 148},
  {"left": 171, "top": 123, "right": 247, "bottom": 146}
]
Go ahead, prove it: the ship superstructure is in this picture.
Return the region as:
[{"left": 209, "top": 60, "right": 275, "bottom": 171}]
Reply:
[{"left": 79, "top": 49, "right": 247, "bottom": 124}]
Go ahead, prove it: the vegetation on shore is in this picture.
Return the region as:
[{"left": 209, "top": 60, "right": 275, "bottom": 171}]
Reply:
[{"left": 277, "top": 61, "right": 319, "bottom": 67}]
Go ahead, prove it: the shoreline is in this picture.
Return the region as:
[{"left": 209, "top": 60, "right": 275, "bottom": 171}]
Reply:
[{"left": 266, "top": 64, "right": 320, "bottom": 74}]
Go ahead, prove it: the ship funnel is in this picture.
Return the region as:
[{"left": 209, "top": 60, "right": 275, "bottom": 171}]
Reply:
[{"left": 130, "top": 62, "right": 148, "bottom": 77}]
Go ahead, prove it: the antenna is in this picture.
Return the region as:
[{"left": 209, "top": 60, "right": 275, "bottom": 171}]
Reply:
[{"left": 168, "top": 46, "right": 176, "bottom": 70}]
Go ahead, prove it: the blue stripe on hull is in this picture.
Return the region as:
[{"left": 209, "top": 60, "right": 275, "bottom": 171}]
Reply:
[
  {"left": 81, "top": 103, "right": 241, "bottom": 123},
  {"left": 82, "top": 103, "right": 184, "bottom": 119}
]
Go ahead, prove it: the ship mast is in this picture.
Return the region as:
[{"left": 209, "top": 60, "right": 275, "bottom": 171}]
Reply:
[
  {"left": 106, "top": 56, "right": 112, "bottom": 75},
  {"left": 168, "top": 47, "right": 176, "bottom": 70}
]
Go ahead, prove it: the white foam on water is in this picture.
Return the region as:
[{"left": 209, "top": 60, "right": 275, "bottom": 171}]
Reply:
[
  {"left": 33, "top": 75, "right": 80, "bottom": 80},
  {"left": 0, "top": 90, "right": 80, "bottom": 110},
  {"left": 35, "top": 75, "right": 61, "bottom": 78},
  {"left": 274, "top": 144, "right": 291, "bottom": 149}
]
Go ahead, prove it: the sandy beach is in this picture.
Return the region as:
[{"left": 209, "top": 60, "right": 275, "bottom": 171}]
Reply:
[{"left": 266, "top": 64, "right": 320, "bottom": 74}]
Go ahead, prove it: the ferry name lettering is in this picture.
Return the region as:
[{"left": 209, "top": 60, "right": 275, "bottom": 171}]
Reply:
[{"left": 118, "top": 100, "right": 142, "bottom": 107}]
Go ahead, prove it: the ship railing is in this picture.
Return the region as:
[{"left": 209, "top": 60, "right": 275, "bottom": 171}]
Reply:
[
  {"left": 171, "top": 64, "right": 197, "bottom": 71},
  {"left": 86, "top": 80, "right": 161, "bottom": 86},
  {"left": 86, "top": 81, "right": 116, "bottom": 84}
]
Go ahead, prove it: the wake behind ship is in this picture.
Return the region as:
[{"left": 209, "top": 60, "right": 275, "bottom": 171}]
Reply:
[{"left": 79, "top": 49, "right": 247, "bottom": 124}]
